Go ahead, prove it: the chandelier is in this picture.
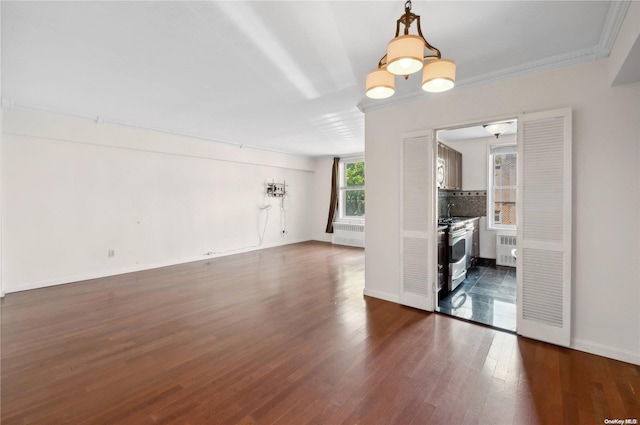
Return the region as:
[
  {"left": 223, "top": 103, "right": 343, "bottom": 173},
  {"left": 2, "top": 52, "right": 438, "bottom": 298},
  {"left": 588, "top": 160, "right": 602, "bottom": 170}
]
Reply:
[{"left": 366, "top": 1, "right": 456, "bottom": 99}]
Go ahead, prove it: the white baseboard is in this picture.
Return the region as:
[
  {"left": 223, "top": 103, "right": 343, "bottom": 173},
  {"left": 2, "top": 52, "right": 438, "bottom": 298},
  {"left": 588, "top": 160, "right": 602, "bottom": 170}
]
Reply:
[
  {"left": 363, "top": 287, "right": 400, "bottom": 304},
  {"left": 312, "top": 234, "right": 332, "bottom": 243},
  {"left": 4, "top": 256, "right": 206, "bottom": 294},
  {"left": 571, "top": 337, "right": 640, "bottom": 366},
  {"left": 3, "top": 239, "right": 311, "bottom": 294}
]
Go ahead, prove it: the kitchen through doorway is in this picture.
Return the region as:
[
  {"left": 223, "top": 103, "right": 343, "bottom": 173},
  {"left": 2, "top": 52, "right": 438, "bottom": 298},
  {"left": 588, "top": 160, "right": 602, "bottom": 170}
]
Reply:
[{"left": 435, "top": 119, "right": 518, "bottom": 332}]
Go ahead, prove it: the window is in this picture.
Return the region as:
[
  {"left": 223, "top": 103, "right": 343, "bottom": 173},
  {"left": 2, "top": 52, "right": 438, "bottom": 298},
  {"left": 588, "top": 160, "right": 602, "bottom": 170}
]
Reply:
[
  {"left": 339, "top": 159, "right": 365, "bottom": 220},
  {"left": 487, "top": 144, "right": 516, "bottom": 229}
]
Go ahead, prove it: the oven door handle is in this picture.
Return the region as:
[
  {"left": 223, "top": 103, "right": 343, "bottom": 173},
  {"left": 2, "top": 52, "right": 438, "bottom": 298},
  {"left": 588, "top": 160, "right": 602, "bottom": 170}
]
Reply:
[{"left": 451, "top": 267, "right": 466, "bottom": 281}]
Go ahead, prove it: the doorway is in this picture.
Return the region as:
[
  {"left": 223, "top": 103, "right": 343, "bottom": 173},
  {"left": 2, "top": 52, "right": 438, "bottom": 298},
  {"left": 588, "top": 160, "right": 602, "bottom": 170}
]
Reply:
[{"left": 434, "top": 119, "right": 518, "bottom": 332}]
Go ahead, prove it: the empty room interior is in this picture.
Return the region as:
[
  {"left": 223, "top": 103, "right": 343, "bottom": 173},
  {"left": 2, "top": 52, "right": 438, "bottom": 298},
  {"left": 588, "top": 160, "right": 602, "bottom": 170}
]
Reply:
[{"left": 1, "top": 1, "right": 639, "bottom": 424}]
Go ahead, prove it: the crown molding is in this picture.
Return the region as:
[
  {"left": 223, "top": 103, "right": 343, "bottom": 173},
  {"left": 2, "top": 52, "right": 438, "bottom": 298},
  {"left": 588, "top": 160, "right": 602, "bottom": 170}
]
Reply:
[
  {"left": 596, "top": 0, "right": 631, "bottom": 59},
  {"left": 359, "top": 1, "right": 631, "bottom": 113},
  {"left": 456, "top": 45, "right": 599, "bottom": 90}
]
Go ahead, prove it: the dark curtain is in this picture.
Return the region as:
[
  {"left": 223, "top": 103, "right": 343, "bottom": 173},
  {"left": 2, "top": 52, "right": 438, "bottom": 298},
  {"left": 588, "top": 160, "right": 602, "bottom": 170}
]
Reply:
[{"left": 325, "top": 157, "right": 340, "bottom": 233}]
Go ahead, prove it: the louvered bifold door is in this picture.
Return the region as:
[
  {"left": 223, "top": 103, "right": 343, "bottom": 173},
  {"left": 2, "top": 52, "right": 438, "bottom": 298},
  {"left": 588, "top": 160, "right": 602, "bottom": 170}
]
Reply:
[
  {"left": 400, "top": 134, "right": 435, "bottom": 311},
  {"left": 517, "top": 108, "right": 572, "bottom": 347}
]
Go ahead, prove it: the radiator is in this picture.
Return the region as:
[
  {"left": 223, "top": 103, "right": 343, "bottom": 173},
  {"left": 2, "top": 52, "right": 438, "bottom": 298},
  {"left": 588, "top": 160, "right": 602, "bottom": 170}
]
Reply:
[
  {"left": 331, "top": 223, "right": 365, "bottom": 247},
  {"left": 496, "top": 231, "right": 516, "bottom": 267}
]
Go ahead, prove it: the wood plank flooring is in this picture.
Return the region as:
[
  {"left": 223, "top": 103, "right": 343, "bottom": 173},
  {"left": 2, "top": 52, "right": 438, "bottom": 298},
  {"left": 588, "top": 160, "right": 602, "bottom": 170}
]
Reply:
[{"left": 1, "top": 241, "right": 639, "bottom": 424}]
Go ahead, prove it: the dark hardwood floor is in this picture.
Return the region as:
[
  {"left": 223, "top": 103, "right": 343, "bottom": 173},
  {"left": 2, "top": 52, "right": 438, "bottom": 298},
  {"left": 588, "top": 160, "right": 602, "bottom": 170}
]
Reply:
[{"left": 1, "top": 241, "right": 638, "bottom": 424}]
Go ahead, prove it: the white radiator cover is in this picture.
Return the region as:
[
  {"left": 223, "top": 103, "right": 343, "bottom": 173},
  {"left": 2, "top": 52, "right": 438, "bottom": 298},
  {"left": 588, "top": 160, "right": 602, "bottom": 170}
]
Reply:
[
  {"left": 496, "top": 231, "right": 517, "bottom": 266},
  {"left": 331, "top": 222, "right": 365, "bottom": 247}
]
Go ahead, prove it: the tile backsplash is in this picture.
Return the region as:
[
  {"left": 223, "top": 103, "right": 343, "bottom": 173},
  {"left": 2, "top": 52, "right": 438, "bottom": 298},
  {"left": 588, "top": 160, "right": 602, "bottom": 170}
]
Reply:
[{"left": 438, "top": 190, "right": 487, "bottom": 218}]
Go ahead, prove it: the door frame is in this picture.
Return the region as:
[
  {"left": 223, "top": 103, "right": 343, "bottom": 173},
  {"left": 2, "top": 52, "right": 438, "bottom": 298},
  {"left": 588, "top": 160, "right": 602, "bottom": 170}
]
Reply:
[
  {"left": 431, "top": 114, "right": 518, "bottom": 313},
  {"left": 428, "top": 109, "right": 573, "bottom": 348}
]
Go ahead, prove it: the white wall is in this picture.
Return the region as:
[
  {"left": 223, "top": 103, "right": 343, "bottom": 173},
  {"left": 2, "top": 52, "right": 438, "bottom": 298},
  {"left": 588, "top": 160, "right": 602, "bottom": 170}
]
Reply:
[
  {"left": 444, "top": 133, "right": 516, "bottom": 191},
  {"left": 1, "top": 108, "right": 315, "bottom": 293},
  {"left": 0, "top": 4, "right": 3, "bottom": 298},
  {"left": 365, "top": 59, "right": 640, "bottom": 365},
  {"left": 608, "top": 1, "right": 640, "bottom": 86},
  {"left": 0, "top": 109, "right": 3, "bottom": 298}
]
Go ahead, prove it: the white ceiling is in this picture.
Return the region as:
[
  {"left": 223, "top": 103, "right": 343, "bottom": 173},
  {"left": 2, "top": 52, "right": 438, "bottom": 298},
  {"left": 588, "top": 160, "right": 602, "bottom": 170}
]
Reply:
[
  {"left": 438, "top": 120, "right": 517, "bottom": 143},
  {"left": 1, "top": 1, "right": 630, "bottom": 157}
]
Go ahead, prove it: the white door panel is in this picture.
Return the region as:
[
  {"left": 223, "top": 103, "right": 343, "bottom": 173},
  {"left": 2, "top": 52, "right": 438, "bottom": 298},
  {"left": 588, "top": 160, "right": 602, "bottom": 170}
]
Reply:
[
  {"left": 400, "top": 134, "right": 436, "bottom": 311},
  {"left": 517, "top": 108, "right": 572, "bottom": 346}
]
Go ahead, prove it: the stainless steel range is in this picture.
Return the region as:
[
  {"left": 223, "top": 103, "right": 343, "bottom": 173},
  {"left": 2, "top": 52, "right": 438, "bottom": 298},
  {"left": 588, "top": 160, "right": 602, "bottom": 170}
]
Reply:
[{"left": 440, "top": 220, "right": 467, "bottom": 291}]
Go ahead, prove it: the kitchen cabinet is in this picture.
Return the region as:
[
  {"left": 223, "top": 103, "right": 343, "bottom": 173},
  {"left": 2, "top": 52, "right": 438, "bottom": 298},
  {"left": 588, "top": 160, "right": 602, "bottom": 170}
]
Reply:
[
  {"left": 437, "top": 142, "right": 462, "bottom": 190},
  {"left": 454, "top": 150, "right": 462, "bottom": 189}
]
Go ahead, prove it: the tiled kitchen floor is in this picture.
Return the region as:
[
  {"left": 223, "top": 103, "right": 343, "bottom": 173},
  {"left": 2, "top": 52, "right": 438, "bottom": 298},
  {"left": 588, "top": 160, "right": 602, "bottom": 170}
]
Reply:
[{"left": 438, "top": 264, "right": 516, "bottom": 332}]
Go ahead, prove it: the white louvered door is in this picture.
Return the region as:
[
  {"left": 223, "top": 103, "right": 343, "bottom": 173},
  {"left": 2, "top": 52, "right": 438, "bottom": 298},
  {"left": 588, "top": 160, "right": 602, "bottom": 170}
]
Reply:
[
  {"left": 517, "top": 108, "right": 572, "bottom": 346},
  {"left": 400, "top": 134, "right": 436, "bottom": 311}
]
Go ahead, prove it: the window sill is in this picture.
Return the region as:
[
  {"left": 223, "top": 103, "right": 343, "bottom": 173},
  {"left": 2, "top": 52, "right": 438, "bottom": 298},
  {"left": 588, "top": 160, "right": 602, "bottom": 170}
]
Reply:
[
  {"left": 335, "top": 218, "right": 365, "bottom": 225},
  {"left": 488, "top": 225, "right": 516, "bottom": 232}
]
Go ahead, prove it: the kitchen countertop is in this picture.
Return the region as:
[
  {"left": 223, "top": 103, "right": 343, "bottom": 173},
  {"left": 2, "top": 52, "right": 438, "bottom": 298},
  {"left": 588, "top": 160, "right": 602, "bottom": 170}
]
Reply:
[{"left": 438, "top": 216, "right": 480, "bottom": 228}]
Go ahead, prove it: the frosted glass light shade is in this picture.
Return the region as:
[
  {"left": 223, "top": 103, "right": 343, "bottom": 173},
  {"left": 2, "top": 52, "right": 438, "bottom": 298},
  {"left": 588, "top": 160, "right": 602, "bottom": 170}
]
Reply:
[
  {"left": 366, "top": 68, "right": 395, "bottom": 99},
  {"left": 483, "top": 122, "right": 513, "bottom": 138},
  {"left": 386, "top": 35, "right": 425, "bottom": 76},
  {"left": 421, "top": 59, "right": 456, "bottom": 92}
]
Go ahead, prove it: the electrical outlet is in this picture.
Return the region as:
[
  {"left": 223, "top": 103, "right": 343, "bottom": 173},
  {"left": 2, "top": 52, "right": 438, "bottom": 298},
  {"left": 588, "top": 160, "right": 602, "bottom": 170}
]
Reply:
[{"left": 108, "top": 249, "right": 115, "bottom": 258}]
